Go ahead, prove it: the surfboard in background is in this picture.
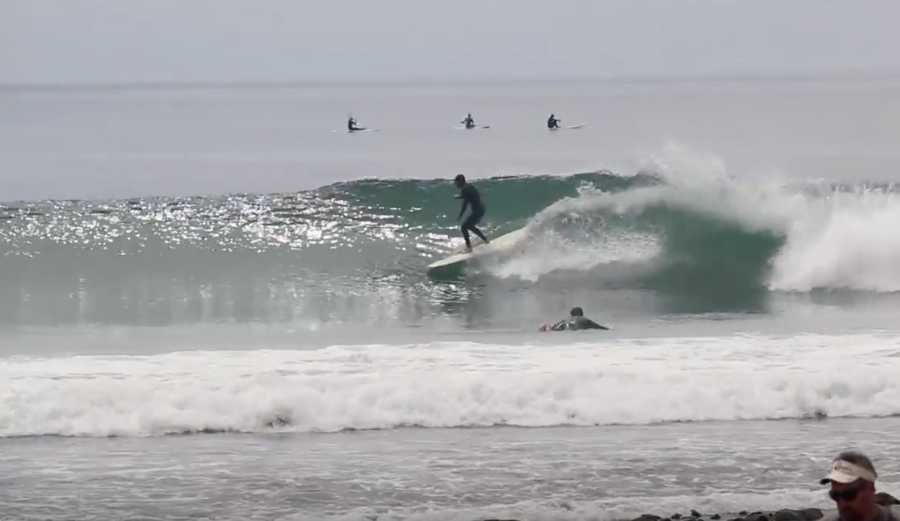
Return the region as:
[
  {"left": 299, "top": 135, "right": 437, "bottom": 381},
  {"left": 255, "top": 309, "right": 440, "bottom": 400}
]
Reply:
[{"left": 550, "top": 123, "right": 585, "bottom": 131}]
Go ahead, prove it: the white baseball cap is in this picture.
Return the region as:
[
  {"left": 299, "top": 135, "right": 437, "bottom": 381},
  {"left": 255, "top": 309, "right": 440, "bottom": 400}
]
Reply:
[{"left": 820, "top": 454, "right": 878, "bottom": 484}]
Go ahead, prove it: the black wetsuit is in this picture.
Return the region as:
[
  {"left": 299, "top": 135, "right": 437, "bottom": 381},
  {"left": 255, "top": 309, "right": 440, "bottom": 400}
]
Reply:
[
  {"left": 549, "top": 316, "right": 608, "bottom": 331},
  {"left": 547, "top": 116, "right": 559, "bottom": 129},
  {"left": 458, "top": 183, "right": 488, "bottom": 248}
]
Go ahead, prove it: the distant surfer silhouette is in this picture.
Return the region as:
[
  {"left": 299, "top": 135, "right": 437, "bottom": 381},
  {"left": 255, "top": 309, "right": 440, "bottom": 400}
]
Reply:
[
  {"left": 347, "top": 116, "right": 364, "bottom": 132},
  {"left": 547, "top": 114, "right": 560, "bottom": 129},
  {"left": 539, "top": 307, "right": 609, "bottom": 332},
  {"left": 461, "top": 113, "right": 475, "bottom": 129},
  {"left": 454, "top": 174, "right": 489, "bottom": 252}
]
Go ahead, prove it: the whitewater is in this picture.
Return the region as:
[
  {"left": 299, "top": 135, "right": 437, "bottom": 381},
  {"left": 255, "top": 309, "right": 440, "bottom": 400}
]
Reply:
[{"left": 4, "top": 333, "right": 900, "bottom": 438}]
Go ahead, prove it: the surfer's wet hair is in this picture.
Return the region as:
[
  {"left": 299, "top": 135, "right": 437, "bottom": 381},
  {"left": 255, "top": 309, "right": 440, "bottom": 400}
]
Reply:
[
  {"left": 570, "top": 307, "right": 584, "bottom": 317},
  {"left": 454, "top": 174, "right": 466, "bottom": 184}
]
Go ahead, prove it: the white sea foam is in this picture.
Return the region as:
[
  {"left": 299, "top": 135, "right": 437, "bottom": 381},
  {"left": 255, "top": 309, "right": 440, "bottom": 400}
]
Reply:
[
  {"left": 4, "top": 333, "right": 900, "bottom": 437},
  {"left": 486, "top": 143, "right": 900, "bottom": 293},
  {"left": 769, "top": 188, "right": 900, "bottom": 291}
]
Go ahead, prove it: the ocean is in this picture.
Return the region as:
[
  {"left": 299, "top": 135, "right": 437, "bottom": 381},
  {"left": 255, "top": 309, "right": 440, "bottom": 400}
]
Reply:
[{"left": 2, "top": 77, "right": 900, "bottom": 520}]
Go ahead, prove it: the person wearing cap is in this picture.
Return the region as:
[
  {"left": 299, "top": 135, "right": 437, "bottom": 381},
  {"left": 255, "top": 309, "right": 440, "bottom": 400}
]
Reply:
[
  {"left": 821, "top": 451, "right": 897, "bottom": 521},
  {"left": 539, "top": 306, "right": 609, "bottom": 332}
]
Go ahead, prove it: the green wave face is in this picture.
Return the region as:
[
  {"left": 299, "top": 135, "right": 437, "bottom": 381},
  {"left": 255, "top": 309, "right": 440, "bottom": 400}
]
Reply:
[{"left": 0, "top": 171, "right": 803, "bottom": 326}]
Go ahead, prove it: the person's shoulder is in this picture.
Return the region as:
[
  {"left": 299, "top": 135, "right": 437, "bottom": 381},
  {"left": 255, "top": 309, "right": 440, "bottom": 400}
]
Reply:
[
  {"left": 586, "top": 319, "right": 609, "bottom": 330},
  {"left": 572, "top": 317, "right": 607, "bottom": 330},
  {"left": 884, "top": 505, "right": 900, "bottom": 521}
]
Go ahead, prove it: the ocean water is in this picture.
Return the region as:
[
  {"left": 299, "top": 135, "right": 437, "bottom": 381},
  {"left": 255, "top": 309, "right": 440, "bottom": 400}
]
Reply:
[{"left": 3, "top": 78, "right": 900, "bottom": 520}]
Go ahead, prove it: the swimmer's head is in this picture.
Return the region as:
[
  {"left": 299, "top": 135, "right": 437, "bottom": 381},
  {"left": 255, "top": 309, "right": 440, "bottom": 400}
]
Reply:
[
  {"left": 454, "top": 174, "right": 466, "bottom": 188},
  {"left": 570, "top": 306, "right": 584, "bottom": 317}
]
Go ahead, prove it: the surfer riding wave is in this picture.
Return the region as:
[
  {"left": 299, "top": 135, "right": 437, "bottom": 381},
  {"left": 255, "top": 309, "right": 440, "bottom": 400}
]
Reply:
[{"left": 454, "top": 174, "right": 489, "bottom": 252}]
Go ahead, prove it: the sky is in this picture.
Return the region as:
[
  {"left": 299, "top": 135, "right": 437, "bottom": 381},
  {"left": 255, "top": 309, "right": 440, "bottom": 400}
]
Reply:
[{"left": 3, "top": 0, "right": 900, "bottom": 84}]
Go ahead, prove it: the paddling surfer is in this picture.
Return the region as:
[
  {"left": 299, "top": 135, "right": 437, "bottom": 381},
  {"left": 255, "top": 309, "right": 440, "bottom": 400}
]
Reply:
[{"left": 539, "top": 307, "right": 609, "bottom": 332}]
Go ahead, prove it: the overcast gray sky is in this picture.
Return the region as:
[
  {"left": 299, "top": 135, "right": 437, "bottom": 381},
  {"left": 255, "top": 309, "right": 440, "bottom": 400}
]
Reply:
[{"left": 3, "top": 0, "right": 900, "bottom": 84}]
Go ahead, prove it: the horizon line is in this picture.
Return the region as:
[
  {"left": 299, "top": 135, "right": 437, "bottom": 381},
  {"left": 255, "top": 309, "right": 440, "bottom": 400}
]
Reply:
[{"left": 3, "top": 69, "right": 900, "bottom": 92}]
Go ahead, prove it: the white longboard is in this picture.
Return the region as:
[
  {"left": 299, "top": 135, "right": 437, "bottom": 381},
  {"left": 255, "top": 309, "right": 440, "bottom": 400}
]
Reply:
[{"left": 427, "top": 227, "right": 527, "bottom": 275}]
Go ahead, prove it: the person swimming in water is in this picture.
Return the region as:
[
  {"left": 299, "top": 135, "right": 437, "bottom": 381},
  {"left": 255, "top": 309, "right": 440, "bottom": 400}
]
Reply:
[
  {"left": 539, "top": 307, "right": 609, "bottom": 332},
  {"left": 347, "top": 116, "right": 363, "bottom": 132},
  {"left": 547, "top": 113, "right": 560, "bottom": 129},
  {"left": 461, "top": 113, "right": 475, "bottom": 129},
  {"left": 454, "top": 174, "right": 489, "bottom": 251}
]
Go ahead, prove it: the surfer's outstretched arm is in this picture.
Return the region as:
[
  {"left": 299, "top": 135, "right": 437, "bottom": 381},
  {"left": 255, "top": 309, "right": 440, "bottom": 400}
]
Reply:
[{"left": 549, "top": 320, "right": 568, "bottom": 331}]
